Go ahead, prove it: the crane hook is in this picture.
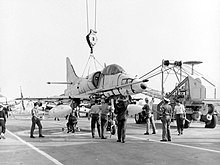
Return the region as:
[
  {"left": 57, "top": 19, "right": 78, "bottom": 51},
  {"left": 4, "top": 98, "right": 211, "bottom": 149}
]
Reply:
[{"left": 86, "top": 29, "right": 98, "bottom": 54}]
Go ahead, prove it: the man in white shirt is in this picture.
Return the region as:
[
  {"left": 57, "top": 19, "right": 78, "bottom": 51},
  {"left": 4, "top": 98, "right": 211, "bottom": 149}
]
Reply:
[
  {"left": 174, "top": 100, "right": 186, "bottom": 135},
  {"left": 30, "top": 102, "right": 44, "bottom": 138},
  {"left": 88, "top": 100, "right": 101, "bottom": 138}
]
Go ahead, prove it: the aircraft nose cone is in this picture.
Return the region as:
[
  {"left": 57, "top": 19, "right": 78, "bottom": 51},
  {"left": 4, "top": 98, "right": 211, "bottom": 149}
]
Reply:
[{"left": 140, "top": 83, "right": 147, "bottom": 90}]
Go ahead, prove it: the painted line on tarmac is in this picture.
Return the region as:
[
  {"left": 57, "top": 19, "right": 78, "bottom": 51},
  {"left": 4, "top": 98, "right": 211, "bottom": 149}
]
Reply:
[
  {"left": 7, "top": 130, "right": 64, "bottom": 165},
  {"left": 127, "top": 135, "right": 220, "bottom": 154}
]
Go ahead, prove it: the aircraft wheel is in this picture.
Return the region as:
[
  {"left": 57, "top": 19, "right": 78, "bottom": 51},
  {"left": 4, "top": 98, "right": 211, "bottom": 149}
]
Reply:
[
  {"left": 206, "top": 114, "right": 213, "bottom": 121},
  {"left": 183, "top": 114, "right": 191, "bottom": 128},
  {"left": 135, "top": 114, "right": 140, "bottom": 124},
  {"left": 111, "top": 125, "right": 116, "bottom": 135},
  {"left": 205, "top": 115, "right": 218, "bottom": 128},
  {"left": 184, "top": 119, "right": 191, "bottom": 128}
]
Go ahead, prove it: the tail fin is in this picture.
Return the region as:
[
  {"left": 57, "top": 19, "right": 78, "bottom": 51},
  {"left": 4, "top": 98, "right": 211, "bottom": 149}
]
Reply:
[
  {"left": 20, "top": 86, "right": 25, "bottom": 110},
  {"left": 66, "top": 57, "right": 79, "bottom": 86}
]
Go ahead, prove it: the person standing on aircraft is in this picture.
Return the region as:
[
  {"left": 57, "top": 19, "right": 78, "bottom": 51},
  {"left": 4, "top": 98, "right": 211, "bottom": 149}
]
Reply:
[
  {"left": 160, "top": 98, "right": 172, "bottom": 142},
  {"left": 88, "top": 99, "right": 101, "bottom": 138},
  {"left": 114, "top": 95, "right": 129, "bottom": 143},
  {"left": 100, "top": 98, "right": 112, "bottom": 139},
  {"left": 0, "top": 104, "right": 6, "bottom": 139},
  {"left": 30, "top": 102, "right": 44, "bottom": 138},
  {"left": 174, "top": 100, "right": 186, "bottom": 135},
  {"left": 143, "top": 97, "right": 156, "bottom": 135}
]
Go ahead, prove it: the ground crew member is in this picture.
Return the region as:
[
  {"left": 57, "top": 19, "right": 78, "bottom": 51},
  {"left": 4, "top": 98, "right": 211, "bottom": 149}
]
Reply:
[
  {"left": 30, "top": 102, "right": 45, "bottom": 138},
  {"left": 66, "top": 112, "right": 78, "bottom": 133},
  {"left": 88, "top": 99, "right": 101, "bottom": 138},
  {"left": 114, "top": 95, "right": 129, "bottom": 143},
  {"left": 0, "top": 104, "right": 6, "bottom": 139},
  {"left": 3, "top": 106, "right": 9, "bottom": 118},
  {"left": 160, "top": 98, "right": 172, "bottom": 142},
  {"left": 174, "top": 100, "right": 186, "bottom": 135},
  {"left": 100, "top": 98, "right": 113, "bottom": 139},
  {"left": 143, "top": 97, "right": 156, "bottom": 135}
]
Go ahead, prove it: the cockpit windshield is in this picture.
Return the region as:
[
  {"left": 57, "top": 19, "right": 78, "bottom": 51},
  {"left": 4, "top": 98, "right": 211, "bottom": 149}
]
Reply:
[{"left": 102, "top": 64, "right": 125, "bottom": 75}]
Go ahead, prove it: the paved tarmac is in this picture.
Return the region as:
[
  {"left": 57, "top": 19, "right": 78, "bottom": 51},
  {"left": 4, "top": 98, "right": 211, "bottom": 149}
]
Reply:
[{"left": 1, "top": 114, "right": 220, "bottom": 165}]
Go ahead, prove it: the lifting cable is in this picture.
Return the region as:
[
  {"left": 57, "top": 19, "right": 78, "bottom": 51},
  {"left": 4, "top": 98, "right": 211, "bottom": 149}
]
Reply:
[
  {"left": 82, "top": 0, "right": 103, "bottom": 77},
  {"left": 85, "top": 0, "right": 98, "bottom": 54},
  {"left": 82, "top": 54, "right": 103, "bottom": 77}
]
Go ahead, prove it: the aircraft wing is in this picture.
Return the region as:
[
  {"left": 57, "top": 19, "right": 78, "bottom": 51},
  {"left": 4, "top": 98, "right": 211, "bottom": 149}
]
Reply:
[
  {"left": 15, "top": 94, "right": 90, "bottom": 103},
  {"left": 15, "top": 96, "right": 70, "bottom": 101}
]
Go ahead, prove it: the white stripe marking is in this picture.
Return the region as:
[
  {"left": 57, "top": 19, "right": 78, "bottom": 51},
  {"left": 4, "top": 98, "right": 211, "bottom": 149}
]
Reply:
[
  {"left": 127, "top": 135, "right": 220, "bottom": 154},
  {"left": 7, "top": 130, "right": 63, "bottom": 165}
]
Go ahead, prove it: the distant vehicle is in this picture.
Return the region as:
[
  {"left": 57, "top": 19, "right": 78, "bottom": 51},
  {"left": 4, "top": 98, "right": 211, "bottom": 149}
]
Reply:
[{"left": 134, "top": 60, "right": 219, "bottom": 128}]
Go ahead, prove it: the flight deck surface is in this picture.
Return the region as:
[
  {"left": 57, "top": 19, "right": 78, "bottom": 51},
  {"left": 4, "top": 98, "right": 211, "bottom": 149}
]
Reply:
[{"left": 1, "top": 114, "right": 220, "bottom": 165}]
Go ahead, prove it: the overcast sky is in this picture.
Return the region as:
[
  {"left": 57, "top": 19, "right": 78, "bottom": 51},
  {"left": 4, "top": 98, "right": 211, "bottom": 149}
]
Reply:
[{"left": 0, "top": 0, "right": 220, "bottom": 100}]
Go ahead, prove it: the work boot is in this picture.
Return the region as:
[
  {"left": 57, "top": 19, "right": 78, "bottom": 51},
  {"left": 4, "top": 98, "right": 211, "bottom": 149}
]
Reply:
[
  {"left": 30, "top": 135, "right": 35, "bottom": 138},
  {"left": 144, "top": 132, "right": 149, "bottom": 135},
  {"left": 160, "top": 139, "right": 167, "bottom": 142},
  {"left": 39, "top": 134, "right": 45, "bottom": 138}
]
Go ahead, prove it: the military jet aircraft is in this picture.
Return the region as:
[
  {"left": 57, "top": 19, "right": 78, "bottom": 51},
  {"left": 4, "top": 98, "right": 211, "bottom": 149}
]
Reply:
[
  {"left": 52, "top": 57, "right": 148, "bottom": 100},
  {"left": 16, "top": 57, "right": 148, "bottom": 118}
]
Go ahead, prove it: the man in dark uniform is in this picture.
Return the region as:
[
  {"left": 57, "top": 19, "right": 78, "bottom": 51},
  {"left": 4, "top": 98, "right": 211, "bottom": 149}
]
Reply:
[
  {"left": 114, "top": 95, "right": 129, "bottom": 143},
  {"left": 160, "top": 98, "right": 172, "bottom": 142},
  {"left": 0, "top": 104, "right": 6, "bottom": 139},
  {"left": 66, "top": 112, "right": 78, "bottom": 133}
]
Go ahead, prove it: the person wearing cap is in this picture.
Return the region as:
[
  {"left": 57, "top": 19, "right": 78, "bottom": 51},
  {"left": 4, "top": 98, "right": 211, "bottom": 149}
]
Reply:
[
  {"left": 114, "top": 95, "right": 129, "bottom": 143},
  {"left": 160, "top": 98, "right": 172, "bottom": 142},
  {"left": 0, "top": 104, "right": 6, "bottom": 139},
  {"left": 30, "top": 102, "right": 45, "bottom": 138},
  {"left": 174, "top": 100, "right": 186, "bottom": 135},
  {"left": 142, "top": 97, "right": 156, "bottom": 135},
  {"left": 88, "top": 99, "right": 101, "bottom": 138}
]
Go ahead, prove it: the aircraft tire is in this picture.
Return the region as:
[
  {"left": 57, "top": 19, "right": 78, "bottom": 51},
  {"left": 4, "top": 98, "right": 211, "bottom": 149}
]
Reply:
[
  {"left": 184, "top": 114, "right": 192, "bottom": 128},
  {"left": 205, "top": 115, "right": 218, "bottom": 128},
  {"left": 184, "top": 119, "right": 191, "bottom": 128},
  {"left": 135, "top": 114, "right": 140, "bottom": 124},
  {"left": 111, "top": 125, "right": 116, "bottom": 135}
]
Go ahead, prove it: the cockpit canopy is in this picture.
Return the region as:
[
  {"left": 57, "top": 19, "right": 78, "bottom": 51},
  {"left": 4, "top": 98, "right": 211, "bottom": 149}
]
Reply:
[{"left": 102, "top": 64, "right": 125, "bottom": 75}]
